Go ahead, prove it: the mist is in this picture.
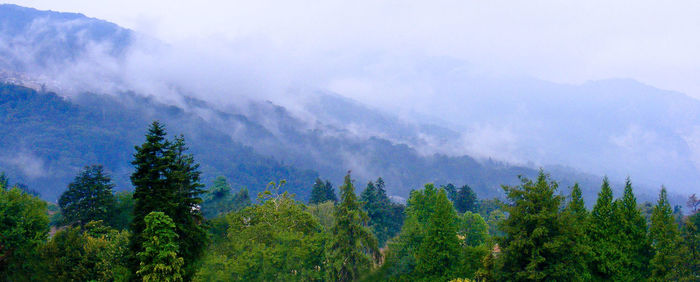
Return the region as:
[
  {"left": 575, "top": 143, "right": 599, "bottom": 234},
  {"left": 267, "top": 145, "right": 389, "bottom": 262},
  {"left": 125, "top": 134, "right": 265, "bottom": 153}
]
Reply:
[{"left": 2, "top": 2, "right": 700, "bottom": 195}]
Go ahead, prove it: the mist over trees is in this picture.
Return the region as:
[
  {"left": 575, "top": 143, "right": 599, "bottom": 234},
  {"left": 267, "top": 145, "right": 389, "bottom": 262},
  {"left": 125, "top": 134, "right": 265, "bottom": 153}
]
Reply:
[{"left": 0, "top": 122, "right": 698, "bottom": 281}]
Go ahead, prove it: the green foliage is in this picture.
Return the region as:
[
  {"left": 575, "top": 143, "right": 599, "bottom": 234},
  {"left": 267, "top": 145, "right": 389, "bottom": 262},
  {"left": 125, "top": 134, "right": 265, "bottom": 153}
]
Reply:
[
  {"left": 559, "top": 183, "right": 592, "bottom": 280},
  {"left": 454, "top": 184, "right": 478, "bottom": 213},
  {"left": 678, "top": 214, "right": 699, "bottom": 280},
  {"left": 460, "top": 211, "right": 489, "bottom": 247},
  {"left": 59, "top": 165, "right": 116, "bottom": 227},
  {"left": 649, "top": 187, "right": 683, "bottom": 281},
  {"left": 498, "top": 170, "right": 579, "bottom": 281},
  {"left": 587, "top": 177, "right": 623, "bottom": 280},
  {"left": 201, "top": 176, "right": 251, "bottom": 219},
  {"left": 195, "top": 189, "right": 328, "bottom": 281},
  {"left": 415, "top": 189, "right": 461, "bottom": 281},
  {"left": 327, "top": 173, "right": 379, "bottom": 281},
  {"left": 361, "top": 178, "right": 405, "bottom": 247},
  {"left": 381, "top": 183, "right": 439, "bottom": 279},
  {"left": 40, "top": 221, "right": 131, "bottom": 281},
  {"left": 110, "top": 191, "right": 134, "bottom": 230},
  {"left": 308, "top": 200, "right": 336, "bottom": 232},
  {"left": 614, "top": 178, "right": 652, "bottom": 280},
  {"left": 0, "top": 186, "right": 49, "bottom": 280},
  {"left": 310, "top": 178, "right": 337, "bottom": 204},
  {"left": 129, "top": 122, "right": 207, "bottom": 280},
  {"left": 137, "top": 212, "right": 184, "bottom": 282}
]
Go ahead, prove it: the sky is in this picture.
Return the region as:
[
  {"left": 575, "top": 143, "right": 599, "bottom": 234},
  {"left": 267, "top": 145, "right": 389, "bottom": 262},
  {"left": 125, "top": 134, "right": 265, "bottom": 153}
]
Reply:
[{"left": 5, "top": 0, "right": 700, "bottom": 101}]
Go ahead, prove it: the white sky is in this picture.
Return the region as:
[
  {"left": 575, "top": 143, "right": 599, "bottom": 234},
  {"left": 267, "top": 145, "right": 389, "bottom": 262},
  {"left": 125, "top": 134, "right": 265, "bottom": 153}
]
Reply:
[{"left": 5, "top": 0, "right": 700, "bottom": 99}]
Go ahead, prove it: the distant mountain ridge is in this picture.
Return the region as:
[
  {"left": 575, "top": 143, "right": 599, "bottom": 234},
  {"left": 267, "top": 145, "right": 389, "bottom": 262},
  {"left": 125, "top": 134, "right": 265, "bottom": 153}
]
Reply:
[{"left": 0, "top": 4, "right": 689, "bottom": 207}]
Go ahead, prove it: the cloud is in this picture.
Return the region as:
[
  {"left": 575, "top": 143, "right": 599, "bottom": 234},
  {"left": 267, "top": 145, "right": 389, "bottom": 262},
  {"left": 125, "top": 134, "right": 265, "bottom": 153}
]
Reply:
[{"left": 0, "top": 151, "right": 47, "bottom": 178}]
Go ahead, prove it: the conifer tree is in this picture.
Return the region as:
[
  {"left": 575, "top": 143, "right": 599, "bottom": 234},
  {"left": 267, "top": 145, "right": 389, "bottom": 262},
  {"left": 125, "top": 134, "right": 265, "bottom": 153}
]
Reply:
[
  {"left": 498, "top": 170, "right": 573, "bottom": 281},
  {"left": 649, "top": 187, "right": 682, "bottom": 280},
  {"left": 310, "top": 178, "right": 337, "bottom": 204},
  {"left": 129, "top": 122, "right": 205, "bottom": 280},
  {"left": 454, "top": 184, "right": 478, "bottom": 213},
  {"left": 327, "top": 173, "right": 379, "bottom": 282},
  {"left": 137, "top": 212, "right": 184, "bottom": 282},
  {"left": 560, "top": 183, "right": 592, "bottom": 280},
  {"left": 588, "top": 177, "right": 623, "bottom": 280},
  {"left": 415, "top": 189, "right": 460, "bottom": 281},
  {"left": 615, "top": 178, "right": 652, "bottom": 280},
  {"left": 59, "top": 165, "right": 115, "bottom": 227},
  {"left": 361, "top": 178, "right": 403, "bottom": 246}
]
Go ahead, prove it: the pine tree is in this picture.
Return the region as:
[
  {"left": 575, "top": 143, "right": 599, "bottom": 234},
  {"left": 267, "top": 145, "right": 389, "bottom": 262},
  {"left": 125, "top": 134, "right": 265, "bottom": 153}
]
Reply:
[
  {"left": 649, "top": 187, "right": 683, "bottom": 281},
  {"left": 361, "top": 178, "right": 403, "bottom": 247},
  {"left": 615, "top": 178, "right": 652, "bottom": 280},
  {"left": 454, "top": 184, "right": 478, "bottom": 214},
  {"left": 588, "top": 177, "right": 623, "bottom": 280},
  {"left": 136, "top": 212, "right": 184, "bottom": 282},
  {"left": 560, "top": 183, "right": 592, "bottom": 280},
  {"left": 310, "top": 178, "right": 337, "bottom": 204},
  {"left": 168, "top": 135, "right": 207, "bottom": 278},
  {"left": 498, "top": 170, "right": 573, "bottom": 281},
  {"left": 327, "top": 172, "right": 379, "bottom": 282},
  {"left": 129, "top": 122, "right": 206, "bottom": 280},
  {"left": 415, "top": 189, "right": 460, "bottom": 281},
  {"left": 59, "top": 165, "right": 115, "bottom": 227}
]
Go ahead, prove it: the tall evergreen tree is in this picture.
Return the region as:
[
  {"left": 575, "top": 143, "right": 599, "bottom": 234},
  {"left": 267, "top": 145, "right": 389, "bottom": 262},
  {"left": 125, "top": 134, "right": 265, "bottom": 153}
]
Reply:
[
  {"left": 137, "top": 212, "right": 184, "bottom": 282},
  {"left": 380, "top": 184, "right": 439, "bottom": 280},
  {"left": 361, "top": 178, "right": 404, "bottom": 247},
  {"left": 615, "top": 178, "right": 652, "bottom": 280},
  {"left": 498, "top": 170, "right": 574, "bottom": 281},
  {"left": 415, "top": 189, "right": 461, "bottom": 281},
  {"left": 454, "top": 184, "right": 478, "bottom": 213},
  {"left": 588, "top": 177, "right": 623, "bottom": 280},
  {"left": 327, "top": 173, "right": 379, "bottom": 282},
  {"left": 649, "top": 187, "right": 683, "bottom": 280},
  {"left": 129, "top": 122, "right": 206, "bottom": 280},
  {"left": 310, "top": 178, "right": 337, "bottom": 204},
  {"left": 560, "top": 183, "right": 592, "bottom": 280},
  {"left": 59, "top": 165, "right": 115, "bottom": 227}
]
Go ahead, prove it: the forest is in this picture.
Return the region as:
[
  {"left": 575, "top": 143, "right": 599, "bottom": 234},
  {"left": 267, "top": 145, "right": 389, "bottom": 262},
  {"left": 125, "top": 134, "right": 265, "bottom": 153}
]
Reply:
[{"left": 1, "top": 121, "right": 698, "bottom": 281}]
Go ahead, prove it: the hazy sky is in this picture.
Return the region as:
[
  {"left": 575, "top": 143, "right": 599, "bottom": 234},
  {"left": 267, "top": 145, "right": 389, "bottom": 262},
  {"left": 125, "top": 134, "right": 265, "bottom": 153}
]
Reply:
[{"left": 5, "top": 0, "right": 700, "bottom": 100}]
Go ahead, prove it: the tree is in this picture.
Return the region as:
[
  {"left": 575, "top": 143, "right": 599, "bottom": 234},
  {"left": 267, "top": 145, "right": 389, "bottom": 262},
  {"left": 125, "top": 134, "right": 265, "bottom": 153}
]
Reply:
[
  {"left": 129, "top": 121, "right": 206, "bottom": 280},
  {"left": 587, "top": 177, "right": 623, "bottom": 280},
  {"left": 0, "top": 187, "right": 49, "bottom": 280},
  {"left": 361, "top": 178, "right": 405, "bottom": 247},
  {"left": 379, "top": 184, "right": 439, "bottom": 279},
  {"left": 110, "top": 191, "right": 135, "bottom": 231},
  {"left": 195, "top": 187, "right": 328, "bottom": 281},
  {"left": 454, "top": 184, "right": 478, "bottom": 214},
  {"left": 201, "top": 176, "right": 251, "bottom": 219},
  {"left": 40, "top": 222, "right": 131, "bottom": 281},
  {"left": 137, "top": 212, "right": 184, "bottom": 282},
  {"left": 688, "top": 194, "right": 699, "bottom": 214},
  {"left": 415, "top": 189, "right": 461, "bottom": 281},
  {"left": 498, "top": 170, "right": 575, "bottom": 281},
  {"left": 460, "top": 211, "right": 489, "bottom": 247},
  {"left": 679, "top": 215, "right": 699, "bottom": 280},
  {"left": 560, "top": 183, "right": 592, "bottom": 280},
  {"left": 310, "top": 178, "right": 337, "bottom": 204},
  {"left": 59, "top": 165, "right": 116, "bottom": 227},
  {"left": 614, "top": 178, "right": 652, "bottom": 280},
  {"left": 327, "top": 173, "right": 379, "bottom": 281},
  {"left": 649, "top": 187, "right": 683, "bottom": 280},
  {"left": 442, "top": 183, "right": 457, "bottom": 202}
]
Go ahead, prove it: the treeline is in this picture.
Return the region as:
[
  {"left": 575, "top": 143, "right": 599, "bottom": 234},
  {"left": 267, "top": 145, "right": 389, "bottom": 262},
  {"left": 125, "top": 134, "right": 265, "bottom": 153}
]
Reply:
[{"left": 1, "top": 121, "right": 698, "bottom": 281}]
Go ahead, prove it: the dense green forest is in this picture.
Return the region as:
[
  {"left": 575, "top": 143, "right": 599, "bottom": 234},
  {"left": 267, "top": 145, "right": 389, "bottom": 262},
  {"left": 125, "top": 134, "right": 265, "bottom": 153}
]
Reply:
[{"left": 0, "top": 122, "right": 697, "bottom": 281}]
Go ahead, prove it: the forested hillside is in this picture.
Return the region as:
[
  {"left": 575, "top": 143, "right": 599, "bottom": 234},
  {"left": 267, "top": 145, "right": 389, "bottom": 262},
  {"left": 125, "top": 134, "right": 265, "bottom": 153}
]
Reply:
[{"left": 0, "top": 82, "right": 646, "bottom": 205}]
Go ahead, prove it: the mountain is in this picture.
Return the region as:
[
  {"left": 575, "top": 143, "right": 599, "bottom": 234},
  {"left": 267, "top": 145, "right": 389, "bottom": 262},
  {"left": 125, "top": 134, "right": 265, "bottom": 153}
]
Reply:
[{"left": 0, "top": 4, "right": 688, "bottom": 206}]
